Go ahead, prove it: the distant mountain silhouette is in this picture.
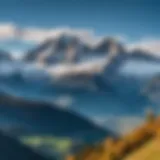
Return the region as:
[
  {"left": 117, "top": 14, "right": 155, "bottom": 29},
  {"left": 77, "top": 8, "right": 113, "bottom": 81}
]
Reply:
[
  {"left": 24, "top": 34, "right": 91, "bottom": 64},
  {"left": 130, "top": 49, "right": 160, "bottom": 62},
  {"left": 0, "top": 49, "right": 12, "bottom": 61},
  {"left": 142, "top": 74, "right": 160, "bottom": 104},
  {"left": 93, "top": 37, "right": 125, "bottom": 54}
]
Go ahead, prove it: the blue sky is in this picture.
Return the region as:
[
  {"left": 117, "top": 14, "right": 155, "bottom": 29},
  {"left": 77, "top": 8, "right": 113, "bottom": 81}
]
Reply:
[{"left": 0, "top": 0, "right": 160, "bottom": 54}]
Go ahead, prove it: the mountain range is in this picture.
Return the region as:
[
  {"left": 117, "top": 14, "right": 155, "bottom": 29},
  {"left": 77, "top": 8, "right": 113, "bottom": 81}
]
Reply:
[
  {"left": 0, "top": 35, "right": 159, "bottom": 160},
  {"left": 0, "top": 43, "right": 159, "bottom": 135},
  {"left": 23, "top": 34, "right": 160, "bottom": 66},
  {"left": 0, "top": 37, "right": 159, "bottom": 134}
]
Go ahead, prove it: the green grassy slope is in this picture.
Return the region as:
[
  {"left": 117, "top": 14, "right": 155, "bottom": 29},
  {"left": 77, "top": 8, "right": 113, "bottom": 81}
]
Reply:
[{"left": 20, "top": 136, "right": 73, "bottom": 159}]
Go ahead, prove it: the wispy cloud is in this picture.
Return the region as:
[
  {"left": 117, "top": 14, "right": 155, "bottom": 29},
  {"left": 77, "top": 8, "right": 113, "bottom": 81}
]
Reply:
[
  {"left": 53, "top": 95, "right": 74, "bottom": 109},
  {"left": 0, "top": 23, "right": 160, "bottom": 55},
  {"left": 93, "top": 115, "right": 145, "bottom": 135},
  {"left": 22, "top": 27, "right": 103, "bottom": 46},
  {"left": 0, "top": 23, "right": 16, "bottom": 40},
  {"left": 0, "top": 23, "right": 127, "bottom": 46},
  {"left": 128, "top": 38, "right": 160, "bottom": 56},
  {"left": 0, "top": 23, "right": 101, "bottom": 45},
  {"left": 46, "top": 58, "right": 106, "bottom": 78}
]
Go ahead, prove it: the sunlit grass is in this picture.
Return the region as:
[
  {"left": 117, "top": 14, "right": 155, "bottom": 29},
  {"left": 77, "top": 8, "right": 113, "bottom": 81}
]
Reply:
[
  {"left": 20, "top": 136, "right": 73, "bottom": 158},
  {"left": 124, "top": 138, "right": 160, "bottom": 160}
]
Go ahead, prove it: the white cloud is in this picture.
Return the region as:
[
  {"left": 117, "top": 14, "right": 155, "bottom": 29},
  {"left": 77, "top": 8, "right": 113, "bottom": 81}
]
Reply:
[
  {"left": 93, "top": 115, "right": 145, "bottom": 135},
  {"left": 44, "top": 57, "right": 107, "bottom": 80},
  {"left": 53, "top": 95, "right": 74, "bottom": 109},
  {"left": 128, "top": 38, "right": 160, "bottom": 56},
  {"left": 0, "top": 23, "right": 160, "bottom": 55},
  {"left": 20, "top": 27, "right": 105, "bottom": 46},
  {"left": 0, "top": 23, "right": 126, "bottom": 47},
  {"left": 0, "top": 23, "right": 16, "bottom": 40},
  {"left": 9, "top": 49, "right": 24, "bottom": 60},
  {"left": 0, "top": 23, "right": 101, "bottom": 45}
]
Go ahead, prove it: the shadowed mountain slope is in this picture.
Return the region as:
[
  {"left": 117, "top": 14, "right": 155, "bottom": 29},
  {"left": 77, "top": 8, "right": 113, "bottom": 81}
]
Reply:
[
  {"left": 0, "top": 131, "right": 53, "bottom": 160},
  {"left": 0, "top": 92, "right": 114, "bottom": 142}
]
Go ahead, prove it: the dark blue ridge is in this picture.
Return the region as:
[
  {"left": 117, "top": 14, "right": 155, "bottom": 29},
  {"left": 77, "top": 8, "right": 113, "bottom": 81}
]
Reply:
[
  {"left": 0, "top": 92, "right": 115, "bottom": 141},
  {"left": 0, "top": 130, "right": 53, "bottom": 160}
]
